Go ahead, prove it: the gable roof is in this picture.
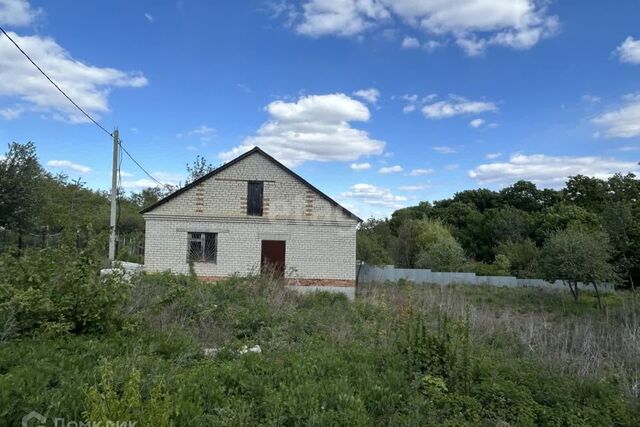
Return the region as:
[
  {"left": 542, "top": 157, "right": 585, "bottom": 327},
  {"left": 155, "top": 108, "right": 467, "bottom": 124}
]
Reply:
[{"left": 140, "top": 147, "right": 362, "bottom": 222}]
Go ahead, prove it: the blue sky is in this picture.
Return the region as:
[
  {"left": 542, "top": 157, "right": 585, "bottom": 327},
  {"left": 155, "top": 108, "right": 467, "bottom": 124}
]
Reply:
[{"left": 1, "top": 0, "right": 639, "bottom": 218}]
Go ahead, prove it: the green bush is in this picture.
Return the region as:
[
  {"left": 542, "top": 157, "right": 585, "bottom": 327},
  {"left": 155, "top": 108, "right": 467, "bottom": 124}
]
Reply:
[{"left": 0, "top": 245, "right": 128, "bottom": 338}]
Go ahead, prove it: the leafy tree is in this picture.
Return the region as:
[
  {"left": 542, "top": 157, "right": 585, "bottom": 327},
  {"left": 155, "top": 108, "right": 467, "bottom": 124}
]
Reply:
[
  {"left": 499, "top": 180, "right": 544, "bottom": 212},
  {"left": 564, "top": 175, "right": 609, "bottom": 212},
  {"left": 391, "top": 220, "right": 424, "bottom": 267},
  {"left": 357, "top": 220, "right": 393, "bottom": 265},
  {"left": 497, "top": 240, "right": 541, "bottom": 278},
  {"left": 416, "top": 238, "right": 465, "bottom": 272},
  {"left": 0, "top": 142, "right": 43, "bottom": 232},
  {"left": 541, "top": 229, "right": 617, "bottom": 307},
  {"left": 484, "top": 206, "right": 532, "bottom": 250},
  {"left": 534, "top": 203, "right": 600, "bottom": 244},
  {"left": 451, "top": 188, "right": 500, "bottom": 212},
  {"left": 389, "top": 202, "right": 430, "bottom": 233},
  {"left": 186, "top": 155, "right": 215, "bottom": 183}
]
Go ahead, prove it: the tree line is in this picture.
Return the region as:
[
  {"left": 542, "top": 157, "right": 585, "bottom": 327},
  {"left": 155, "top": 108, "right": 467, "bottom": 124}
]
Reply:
[{"left": 357, "top": 175, "right": 640, "bottom": 294}]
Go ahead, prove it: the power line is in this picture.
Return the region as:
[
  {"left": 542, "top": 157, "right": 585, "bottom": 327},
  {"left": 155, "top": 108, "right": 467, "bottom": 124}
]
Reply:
[
  {"left": 1, "top": 24, "right": 174, "bottom": 193},
  {"left": 119, "top": 141, "right": 174, "bottom": 190},
  {"left": 0, "top": 25, "right": 113, "bottom": 137}
]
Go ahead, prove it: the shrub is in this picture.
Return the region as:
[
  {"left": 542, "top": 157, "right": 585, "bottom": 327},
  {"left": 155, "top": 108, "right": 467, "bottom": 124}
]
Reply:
[
  {"left": 0, "top": 245, "right": 129, "bottom": 338},
  {"left": 416, "top": 238, "right": 466, "bottom": 272}
]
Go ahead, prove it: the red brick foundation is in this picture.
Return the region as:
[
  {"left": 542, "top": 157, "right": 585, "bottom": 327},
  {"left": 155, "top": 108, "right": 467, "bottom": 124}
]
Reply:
[
  {"left": 197, "top": 276, "right": 226, "bottom": 282},
  {"left": 196, "top": 276, "right": 355, "bottom": 288},
  {"left": 285, "top": 278, "right": 355, "bottom": 288}
]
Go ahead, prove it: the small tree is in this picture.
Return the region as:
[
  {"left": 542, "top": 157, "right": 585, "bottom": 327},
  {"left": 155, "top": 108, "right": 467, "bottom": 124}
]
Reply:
[
  {"left": 0, "top": 142, "right": 43, "bottom": 233},
  {"left": 541, "top": 229, "right": 617, "bottom": 307},
  {"left": 416, "top": 237, "right": 465, "bottom": 272},
  {"left": 186, "top": 155, "right": 215, "bottom": 184}
]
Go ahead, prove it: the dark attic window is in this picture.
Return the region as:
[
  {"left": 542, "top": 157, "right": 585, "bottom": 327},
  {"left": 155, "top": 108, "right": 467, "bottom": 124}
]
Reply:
[{"left": 247, "top": 181, "right": 264, "bottom": 216}]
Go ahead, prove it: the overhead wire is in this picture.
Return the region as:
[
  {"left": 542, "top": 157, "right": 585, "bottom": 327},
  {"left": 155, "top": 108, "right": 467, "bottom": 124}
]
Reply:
[{"left": 0, "top": 25, "right": 173, "bottom": 192}]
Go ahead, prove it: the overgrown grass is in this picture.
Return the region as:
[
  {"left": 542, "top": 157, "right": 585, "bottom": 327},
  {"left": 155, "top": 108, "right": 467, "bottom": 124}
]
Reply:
[{"left": 1, "top": 265, "right": 639, "bottom": 425}]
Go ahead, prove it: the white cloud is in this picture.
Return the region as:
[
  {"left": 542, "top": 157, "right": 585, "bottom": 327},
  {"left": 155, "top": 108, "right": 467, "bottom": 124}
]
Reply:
[
  {"left": 423, "top": 39, "right": 442, "bottom": 52},
  {"left": 0, "top": 31, "right": 147, "bottom": 122},
  {"left": 378, "top": 165, "right": 403, "bottom": 174},
  {"left": 469, "top": 118, "right": 485, "bottom": 128},
  {"left": 0, "top": 106, "right": 23, "bottom": 120},
  {"left": 219, "top": 93, "right": 384, "bottom": 167},
  {"left": 422, "top": 95, "right": 497, "bottom": 119},
  {"left": 485, "top": 152, "right": 502, "bottom": 160},
  {"left": 402, "top": 104, "right": 416, "bottom": 113},
  {"left": 615, "top": 36, "right": 640, "bottom": 65},
  {"left": 144, "top": 12, "right": 154, "bottom": 23},
  {"left": 0, "top": 0, "right": 39, "bottom": 26},
  {"left": 401, "top": 36, "right": 420, "bottom": 48},
  {"left": 351, "top": 162, "right": 371, "bottom": 170},
  {"left": 444, "top": 163, "right": 460, "bottom": 171},
  {"left": 582, "top": 94, "right": 601, "bottom": 104},
  {"left": 399, "top": 184, "right": 428, "bottom": 191},
  {"left": 295, "top": 0, "right": 390, "bottom": 37},
  {"left": 592, "top": 94, "right": 640, "bottom": 138},
  {"left": 339, "top": 183, "right": 407, "bottom": 208},
  {"left": 353, "top": 88, "right": 380, "bottom": 103},
  {"left": 285, "top": 0, "right": 558, "bottom": 55},
  {"left": 432, "top": 146, "right": 456, "bottom": 154},
  {"left": 469, "top": 153, "right": 639, "bottom": 187},
  {"left": 409, "top": 168, "right": 433, "bottom": 176},
  {"left": 46, "top": 159, "right": 91, "bottom": 174},
  {"left": 179, "top": 124, "right": 217, "bottom": 141}
]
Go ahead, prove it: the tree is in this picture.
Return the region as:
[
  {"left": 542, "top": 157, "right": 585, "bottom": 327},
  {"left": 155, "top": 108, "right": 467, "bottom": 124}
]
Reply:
[
  {"left": 497, "top": 239, "right": 540, "bottom": 278},
  {"left": 416, "top": 238, "right": 465, "bottom": 272},
  {"left": 186, "top": 155, "right": 215, "bottom": 183},
  {"left": 499, "top": 180, "right": 544, "bottom": 212},
  {"left": 541, "top": 229, "right": 617, "bottom": 307},
  {"left": 0, "top": 142, "right": 43, "bottom": 232}
]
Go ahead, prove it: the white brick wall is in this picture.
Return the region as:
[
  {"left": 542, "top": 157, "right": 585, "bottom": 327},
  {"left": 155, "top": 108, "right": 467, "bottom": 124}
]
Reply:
[
  {"left": 143, "top": 151, "right": 358, "bottom": 282},
  {"left": 150, "top": 151, "right": 351, "bottom": 221},
  {"left": 144, "top": 217, "right": 356, "bottom": 280}
]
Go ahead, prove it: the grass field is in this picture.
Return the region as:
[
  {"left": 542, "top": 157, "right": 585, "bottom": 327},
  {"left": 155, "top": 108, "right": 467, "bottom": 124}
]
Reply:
[{"left": 1, "top": 272, "right": 639, "bottom": 426}]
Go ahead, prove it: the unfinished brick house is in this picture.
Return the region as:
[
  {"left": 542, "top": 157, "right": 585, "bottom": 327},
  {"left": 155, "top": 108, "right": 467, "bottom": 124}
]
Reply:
[{"left": 141, "top": 147, "right": 361, "bottom": 297}]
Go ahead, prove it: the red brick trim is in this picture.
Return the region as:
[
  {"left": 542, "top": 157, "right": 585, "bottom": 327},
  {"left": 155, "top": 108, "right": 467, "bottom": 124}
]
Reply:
[
  {"left": 197, "top": 276, "right": 226, "bottom": 282},
  {"left": 286, "top": 278, "right": 355, "bottom": 288},
  {"left": 196, "top": 276, "right": 355, "bottom": 288}
]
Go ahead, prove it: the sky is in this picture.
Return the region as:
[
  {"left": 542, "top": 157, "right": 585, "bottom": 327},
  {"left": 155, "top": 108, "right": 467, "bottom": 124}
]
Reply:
[{"left": 0, "top": 0, "right": 639, "bottom": 219}]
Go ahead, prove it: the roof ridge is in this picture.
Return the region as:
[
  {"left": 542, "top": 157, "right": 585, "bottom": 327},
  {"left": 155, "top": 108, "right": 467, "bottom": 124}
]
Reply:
[{"left": 140, "top": 147, "right": 362, "bottom": 222}]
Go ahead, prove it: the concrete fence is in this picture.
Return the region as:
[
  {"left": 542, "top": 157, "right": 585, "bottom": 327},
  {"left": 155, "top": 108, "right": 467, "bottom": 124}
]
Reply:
[{"left": 357, "top": 264, "right": 614, "bottom": 293}]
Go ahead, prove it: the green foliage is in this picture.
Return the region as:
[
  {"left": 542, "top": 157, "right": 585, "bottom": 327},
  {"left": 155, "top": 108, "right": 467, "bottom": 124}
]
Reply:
[
  {"left": 85, "top": 362, "right": 172, "bottom": 426},
  {"left": 0, "top": 272, "right": 638, "bottom": 425},
  {"left": 358, "top": 174, "right": 640, "bottom": 286},
  {"left": 541, "top": 229, "right": 618, "bottom": 302},
  {"left": 0, "top": 245, "right": 129, "bottom": 338},
  {"left": 0, "top": 141, "right": 42, "bottom": 232},
  {"left": 498, "top": 239, "right": 541, "bottom": 278},
  {"left": 416, "top": 238, "right": 465, "bottom": 272}
]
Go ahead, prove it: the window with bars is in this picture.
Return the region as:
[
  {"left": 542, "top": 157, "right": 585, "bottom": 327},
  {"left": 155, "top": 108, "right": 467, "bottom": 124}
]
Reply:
[
  {"left": 247, "top": 181, "right": 264, "bottom": 216},
  {"left": 187, "top": 232, "right": 217, "bottom": 263}
]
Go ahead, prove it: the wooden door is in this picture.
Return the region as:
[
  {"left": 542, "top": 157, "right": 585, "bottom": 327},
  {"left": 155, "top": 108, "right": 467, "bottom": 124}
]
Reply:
[{"left": 261, "top": 240, "right": 286, "bottom": 278}]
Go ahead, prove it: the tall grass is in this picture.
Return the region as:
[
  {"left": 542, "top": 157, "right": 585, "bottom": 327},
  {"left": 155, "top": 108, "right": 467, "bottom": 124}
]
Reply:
[{"left": 360, "top": 281, "right": 640, "bottom": 399}]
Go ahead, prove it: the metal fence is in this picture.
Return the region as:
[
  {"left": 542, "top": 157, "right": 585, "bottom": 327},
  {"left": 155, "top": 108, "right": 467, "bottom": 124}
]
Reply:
[
  {"left": 0, "top": 228, "right": 144, "bottom": 263},
  {"left": 357, "top": 264, "right": 615, "bottom": 293}
]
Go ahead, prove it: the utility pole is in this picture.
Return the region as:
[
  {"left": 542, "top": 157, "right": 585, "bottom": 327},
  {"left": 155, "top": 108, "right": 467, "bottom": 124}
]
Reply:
[{"left": 108, "top": 128, "right": 119, "bottom": 264}]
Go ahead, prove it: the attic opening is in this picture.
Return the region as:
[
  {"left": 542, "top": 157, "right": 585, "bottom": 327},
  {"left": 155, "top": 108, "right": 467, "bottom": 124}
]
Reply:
[{"left": 247, "top": 181, "right": 264, "bottom": 216}]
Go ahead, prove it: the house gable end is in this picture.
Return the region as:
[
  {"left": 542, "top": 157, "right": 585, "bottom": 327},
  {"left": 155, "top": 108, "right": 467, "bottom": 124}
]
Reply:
[{"left": 141, "top": 148, "right": 361, "bottom": 222}]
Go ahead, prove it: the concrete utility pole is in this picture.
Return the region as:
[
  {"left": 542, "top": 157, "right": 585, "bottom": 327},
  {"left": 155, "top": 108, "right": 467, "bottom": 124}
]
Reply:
[{"left": 108, "top": 128, "right": 119, "bottom": 264}]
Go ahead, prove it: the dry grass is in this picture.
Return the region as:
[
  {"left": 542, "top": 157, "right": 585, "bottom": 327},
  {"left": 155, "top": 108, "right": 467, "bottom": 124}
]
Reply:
[{"left": 360, "top": 282, "right": 640, "bottom": 399}]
